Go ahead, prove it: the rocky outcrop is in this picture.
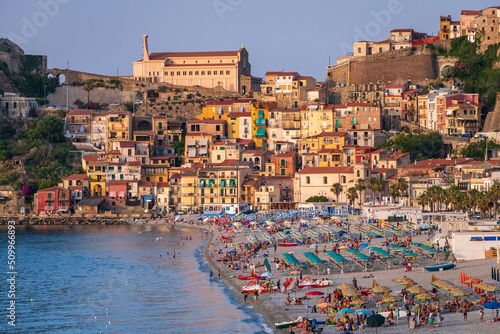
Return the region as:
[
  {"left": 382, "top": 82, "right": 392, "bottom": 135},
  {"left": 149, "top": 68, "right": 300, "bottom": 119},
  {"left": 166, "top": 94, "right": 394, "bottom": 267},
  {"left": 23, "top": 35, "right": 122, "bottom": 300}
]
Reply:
[{"left": 483, "top": 93, "right": 500, "bottom": 132}]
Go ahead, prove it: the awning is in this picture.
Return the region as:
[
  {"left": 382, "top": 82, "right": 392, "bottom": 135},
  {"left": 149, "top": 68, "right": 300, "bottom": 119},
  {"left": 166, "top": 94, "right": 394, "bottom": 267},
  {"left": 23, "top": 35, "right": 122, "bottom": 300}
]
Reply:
[
  {"left": 208, "top": 179, "right": 216, "bottom": 187},
  {"left": 446, "top": 110, "right": 454, "bottom": 116},
  {"left": 256, "top": 128, "right": 266, "bottom": 137},
  {"left": 199, "top": 179, "right": 206, "bottom": 187},
  {"left": 109, "top": 191, "right": 117, "bottom": 198},
  {"left": 220, "top": 179, "right": 227, "bottom": 188},
  {"left": 258, "top": 110, "right": 264, "bottom": 118},
  {"left": 229, "top": 179, "right": 236, "bottom": 187},
  {"left": 188, "top": 148, "right": 196, "bottom": 157},
  {"left": 199, "top": 148, "right": 208, "bottom": 155},
  {"left": 187, "top": 139, "right": 196, "bottom": 146},
  {"left": 255, "top": 118, "right": 266, "bottom": 126},
  {"left": 118, "top": 191, "right": 126, "bottom": 197},
  {"left": 199, "top": 139, "right": 208, "bottom": 146}
]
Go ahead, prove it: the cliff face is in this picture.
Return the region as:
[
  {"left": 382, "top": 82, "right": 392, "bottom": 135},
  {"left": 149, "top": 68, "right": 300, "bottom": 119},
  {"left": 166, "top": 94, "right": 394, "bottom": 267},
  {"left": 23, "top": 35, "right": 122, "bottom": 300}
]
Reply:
[
  {"left": 483, "top": 93, "right": 500, "bottom": 132},
  {"left": 0, "top": 38, "right": 24, "bottom": 93}
]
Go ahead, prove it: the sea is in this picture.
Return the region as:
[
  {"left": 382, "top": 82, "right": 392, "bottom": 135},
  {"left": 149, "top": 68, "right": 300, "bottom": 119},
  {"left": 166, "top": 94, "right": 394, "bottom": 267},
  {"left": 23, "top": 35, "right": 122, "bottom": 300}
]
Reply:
[{"left": 0, "top": 224, "right": 272, "bottom": 333}]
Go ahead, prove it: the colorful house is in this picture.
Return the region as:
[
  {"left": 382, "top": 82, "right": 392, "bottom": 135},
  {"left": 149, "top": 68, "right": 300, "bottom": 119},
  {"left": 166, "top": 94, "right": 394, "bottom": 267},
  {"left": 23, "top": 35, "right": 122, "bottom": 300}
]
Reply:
[{"left": 34, "top": 186, "right": 71, "bottom": 215}]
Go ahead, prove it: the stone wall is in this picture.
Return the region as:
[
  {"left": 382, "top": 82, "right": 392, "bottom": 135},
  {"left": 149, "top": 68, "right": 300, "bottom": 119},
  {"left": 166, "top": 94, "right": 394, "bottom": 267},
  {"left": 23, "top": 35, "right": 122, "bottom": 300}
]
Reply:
[{"left": 483, "top": 93, "right": 500, "bottom": 132}]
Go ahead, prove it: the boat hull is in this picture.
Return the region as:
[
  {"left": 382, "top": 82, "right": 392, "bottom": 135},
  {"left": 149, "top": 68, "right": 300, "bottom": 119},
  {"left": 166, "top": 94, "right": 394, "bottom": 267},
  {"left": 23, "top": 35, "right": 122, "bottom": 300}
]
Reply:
[
  {"left": 279, "top": 243, "right": 298, "bottom": 247},
  {"left": 275, "top": 321, "right": 300, "bottom": 329},
  {"left": 424, "top": 263, "right": 454, "bottom": 272}
]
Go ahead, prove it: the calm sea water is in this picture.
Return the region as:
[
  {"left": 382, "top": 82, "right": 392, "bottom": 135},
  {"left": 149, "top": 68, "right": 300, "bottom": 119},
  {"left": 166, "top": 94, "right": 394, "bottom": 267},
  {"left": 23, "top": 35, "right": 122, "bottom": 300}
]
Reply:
[{"left": 0, "top": 224, "right": 271, "bottom": 333}]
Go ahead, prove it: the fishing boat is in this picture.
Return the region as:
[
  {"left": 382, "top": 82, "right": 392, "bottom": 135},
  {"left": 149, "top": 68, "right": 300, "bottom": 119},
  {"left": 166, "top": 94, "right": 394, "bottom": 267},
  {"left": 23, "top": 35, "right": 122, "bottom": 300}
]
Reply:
[
  {"left": 424, "top": 262, "right": 454, "bottom": 272},
  {"left": 279, "top": 242, "right": 298, "bottom": 247},
  {"left": 275, "top": 319, "right": 302, "bottom": 329}
]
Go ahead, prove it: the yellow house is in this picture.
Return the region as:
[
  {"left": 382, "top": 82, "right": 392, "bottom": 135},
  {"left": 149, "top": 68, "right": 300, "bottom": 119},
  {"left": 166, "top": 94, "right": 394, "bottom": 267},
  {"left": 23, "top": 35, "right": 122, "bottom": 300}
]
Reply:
[
  {"left": 301, "top": 104, "right": 335, "bottom": 137},
  {"left": 185, "top": 133, "right": 216, "bottom": 164},
  {"left": 446, "top": 100, "right": 482, "bottom": 136},
  {"left": 83, "top": 157, "right": 107, "bottom": 197},
  {"left": 440, "top": 15, "right": 451, "bottom": 40},
  {"left": 252, "top": 101, "right": 276, "bottom": 149},
  {"left": 299, "top": 132, "right": 347, "bottom": 155},
  {"left": 181, "top": 170, "right": 198, "bottom": 212},
  {"left": 107, "top": 111, "right": 132, "bottom": 151},
  {"left": 197, "top": 99, "right": 253, "bottom": 121}
]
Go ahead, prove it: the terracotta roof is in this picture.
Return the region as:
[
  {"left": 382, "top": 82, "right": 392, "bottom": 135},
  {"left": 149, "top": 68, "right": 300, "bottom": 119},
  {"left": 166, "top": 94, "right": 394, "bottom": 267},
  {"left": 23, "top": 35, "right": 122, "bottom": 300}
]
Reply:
[
  {"left": 119, "top": 141, "right": 135, "bottom": 148},
  {"left": 138, "top": 180, "right": 153, "bottom": 187},
  {"left": 297, "top": 166, "right": 354, "bottom": 174},
  {"left": 265, "top": 71, "right": 299, "bottom": 77},
  {"left": 391, "top": 29, "right": 413, "bottom": 33},
  {"left": 318, "top": 149, "right": 342, "bottom": 154},
  {"left": 242, "top": 150, "right": 269, "bottom": 156},
  {"left": 217, "top": 159, "right": 240, "bottom": 166},
  {"left": 67, "top": 109, "right": 92, "bottom": 116},
  {"left": 83, "top": 156, "right": 99, "bottom": 162},
  {"left": 62, "top": 174, "right": 88, "bottom": 181},
  {"left": 276, "top": 152, "right": 296, "bottom": 158},
  {"left": 108, "top": 180, "right": 129, "bottom": 185},
  {"left": 158, "top": 182, "right": 170, "bottom": 187},
  {"left": 319, "top": 131, "right": 348, "bottom": 137},
  {"left": 128, "top": 161, "right": 141, "bottom": 166},
  {"left": 142, "top": 51, "right": 239, "bottom": 61},
  {"left": 399, "top": 158, "right": 470, "bottom": 170},
  {"left": 37, "top": 186, "right": 68, "bottom": 193},
  {"left": 461, "top": 10, "right": 480, "bottom": 16},
  {"left": 295, "top": 76, "right": 312, "bottom": 80},
  {"left": 134, "top": 131, "right": 155, "bottom": 136},
  {"left": 108, "top": 150, "right": 120, "bottom": 154},
  {"left": 171, "top": 173, "right": 182, "bottom": 179},
  {"left": 237, "top": 139, "right": 253, "bottom": 146},
  {"left": 347, "top": 102, "right": 377, "bottom": 107}
]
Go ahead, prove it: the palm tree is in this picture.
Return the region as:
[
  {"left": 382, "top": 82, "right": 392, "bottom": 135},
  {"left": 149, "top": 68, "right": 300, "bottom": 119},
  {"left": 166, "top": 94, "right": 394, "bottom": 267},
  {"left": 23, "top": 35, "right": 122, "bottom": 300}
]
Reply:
[
  {"left": 330, "top": 183, "right": 343, "bottom": 203},
  {"left": 417, "top": 192, "right": 430, "bottom": 211},
  {"left": 478, "top": 193, "right": 492, "bottom": 219},
  {"left": 467, "top": 189, "right": 480, "bottom": 217},
  {"left": 388, "top": 184, "right": 399, "bottom": 204},
  {"left": 487, "top": 182, "right": 500, "bottom": 219},
  {"left": 83, "top": 80, "right": 94, "bottom": 103},
  {"left": 446, "top": 185, "right": 461, "bottom": 211},
  {"left": 368, "top": 178, "right": 384, "bottom": 204},
  {"left": 396, "top": 178, "right": 408, "bottom": 197},
  {"left": 355, "top": 178, "right": 365, "bottom": 206},
  {"left": 347, "top": 187, "right": 358, "bottom": 206}
]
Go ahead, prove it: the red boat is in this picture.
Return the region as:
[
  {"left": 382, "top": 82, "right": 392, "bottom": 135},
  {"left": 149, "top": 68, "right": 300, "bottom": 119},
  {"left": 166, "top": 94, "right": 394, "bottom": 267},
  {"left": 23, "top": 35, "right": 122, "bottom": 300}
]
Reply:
[
  {"left": 237, "top": 275, "right": 263, "bottom": 280},
  {"left": 279, "top": 243, "right": 298, "bottom": 247}
]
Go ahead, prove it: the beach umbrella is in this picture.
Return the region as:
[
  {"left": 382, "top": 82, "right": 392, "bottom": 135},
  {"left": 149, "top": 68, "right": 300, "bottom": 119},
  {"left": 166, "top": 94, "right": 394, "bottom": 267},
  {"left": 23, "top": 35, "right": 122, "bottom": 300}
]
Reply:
[
  {"left": 309, "top": 243, "right": 319, "bottom": 248},
  {"left": 320, "top": 280, "right": 334, "bottom": 286},
  {"left": 355, "top": 309, "right": 372, "bottom": 315},
  {"left": 483, "top": 301, "right": 500, "bottom": 309},
  {"left": 366, "top": 314, "right": 385, "bottom": 333},
  {"left": 227, "top": 250, "right": 238, "bottom": 254},
  {"left": 338, "top": 307, "right": 356, "bottom": 314},
  {"left": 350, "top": 299, "right": 366, "bottom": 306},
  {"left": 411, "top": 242, "right": 422, "bottom": 246},
  {"left": 288, "top": 251, "right": 295, "bottom": 254},
  {"left": 359, "top": 243, "right": 368, "bottom": 250},
  {"left": 305, "top": 291, "right": 324, "bottom": 296},
  {"left": 406, "top": 286, "right": 426, "bottom": 294},
  {"left": 449, "top": 289, "right": 472, "bottom": 297},
  {"left": 464, "top": 277, "right": 478, "bottom": 284},
  {"left": 300, "top": 224, "right": 308, "bottom": 228},
  {"left": 476, "top": 282, "right": 500, "bottom": 292},
  {"left": 415, "top": 293, "right": 434, "bottom": 301},
  {"left": 261, "top": 272, "right": 273, "bottom": 278},
  {"left": 345, "top": 248, "right": 357, "bottom": 253},
  {"left": 342, "top": 290, "right": 360, "bottom": 297}
]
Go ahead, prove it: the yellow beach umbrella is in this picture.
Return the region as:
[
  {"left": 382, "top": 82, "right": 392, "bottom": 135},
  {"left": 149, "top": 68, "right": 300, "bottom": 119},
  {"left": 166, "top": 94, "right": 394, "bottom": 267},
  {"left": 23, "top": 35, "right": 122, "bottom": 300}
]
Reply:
[
  {"left": 406, "top": 286, "right": 426, "bottom": 294},
  {"left": 476, "top": 282, "right": 500, "bottom": 292},
  {"left": 415, "top": 293, "right": 434, "bottom": 300}
]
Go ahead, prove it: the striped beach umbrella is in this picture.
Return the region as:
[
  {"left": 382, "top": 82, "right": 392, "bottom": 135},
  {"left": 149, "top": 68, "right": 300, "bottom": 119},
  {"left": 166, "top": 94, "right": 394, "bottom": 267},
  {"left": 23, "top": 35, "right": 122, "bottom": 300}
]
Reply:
[
  {"left": 406, "top": 286, "right": 426, "bottom": 294},
  {"left": 415, "top": 292, "right": 434, "bottom": 301}
]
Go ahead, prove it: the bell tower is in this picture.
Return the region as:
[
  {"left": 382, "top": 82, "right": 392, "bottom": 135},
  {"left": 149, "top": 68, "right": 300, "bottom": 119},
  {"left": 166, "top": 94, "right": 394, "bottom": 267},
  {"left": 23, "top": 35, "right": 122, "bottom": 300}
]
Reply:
[{"left": 143, "top": 35, "right": 149, "bottom": 61}]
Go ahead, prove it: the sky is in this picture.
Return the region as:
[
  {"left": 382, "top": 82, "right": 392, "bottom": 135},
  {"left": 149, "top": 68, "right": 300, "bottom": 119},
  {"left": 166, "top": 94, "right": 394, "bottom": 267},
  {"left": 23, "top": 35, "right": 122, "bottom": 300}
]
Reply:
[{"left": 1, "top": 0, "right": 499, "bottom": 81}]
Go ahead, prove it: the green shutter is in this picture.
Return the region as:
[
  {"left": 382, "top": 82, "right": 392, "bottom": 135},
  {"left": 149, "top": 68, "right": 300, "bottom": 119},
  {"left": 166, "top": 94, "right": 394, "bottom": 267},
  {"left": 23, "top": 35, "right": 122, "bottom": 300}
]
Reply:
[
  {"left": 336, "top": 120, "right": 340, "bottom": 127},
  {"left": 112, "top": 174, "right": 115, "bottom": 180},
  {"left": 159, "top": 122, "right": 162, "bottom": 129},
  {"left": 120, "top": 174, "right": 123, "bottom": 180},
  {"left": 69, "top": 180, "right": 72, "bottom": 186},
  {"left": 281, "top": 169, "right": 286, "bottom": 175},
  {"left": 353, "top": 117, "right": 356, "bottom": 125},
  {"left": 281, "top": 159, "right": 286, "bottom": 166},
  {"left": 256, "top": 128, "right": 266, "bottom": 137},
  {"left": 220, "top": 179, "right": 226, "bottom": 188},
  {"left": 229, "top": 179, "right": 236, "bottom": 188},
  {"left": 48, "top": 193, "right": 52, "bottom": 199},
  {"left": 258, "top": 110, "right": 264, "bottom": 118}
]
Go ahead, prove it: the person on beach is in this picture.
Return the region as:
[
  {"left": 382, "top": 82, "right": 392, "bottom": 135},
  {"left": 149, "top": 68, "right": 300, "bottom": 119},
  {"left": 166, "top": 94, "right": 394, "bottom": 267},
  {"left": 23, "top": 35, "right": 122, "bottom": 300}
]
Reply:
[
  {"left": 209, "top": 270, "right": 214, "bottom": 280},
  {"left": 243, "top": 292, "right": 248, "bottom": 305},
  {"left": 173, "top": 250, "right": 175, "bottom": 258},
  {"left": 217, "top": 268, "right": 220, "bottom": 279},
  {"left": 352, "top": 277, "right": 358, "bottom": 290},
  {"left": 253, "top": 290, "right": 259, "bottom": 303},
  {"left": 480, "top": 306, "right": 484, "bottom": 321},
  {"left": 462, "top": 304, "right": 468, "bottom": 321}
]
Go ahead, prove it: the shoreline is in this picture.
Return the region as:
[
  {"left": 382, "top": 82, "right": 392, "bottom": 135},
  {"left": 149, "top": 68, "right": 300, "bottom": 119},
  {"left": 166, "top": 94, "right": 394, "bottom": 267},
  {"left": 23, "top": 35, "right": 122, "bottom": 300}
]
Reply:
[{"left": 202, "top": 229, "right": 286, "bottom": 332}]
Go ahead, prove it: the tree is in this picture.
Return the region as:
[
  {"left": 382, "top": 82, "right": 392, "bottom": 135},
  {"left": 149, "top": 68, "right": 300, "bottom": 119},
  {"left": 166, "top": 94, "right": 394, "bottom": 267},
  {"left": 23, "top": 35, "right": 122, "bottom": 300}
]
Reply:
[
  {"left": 83, "top": 80, "right": 95, "bottom": 103},
  {"left": 174, "top": 141, "right": 185, "bottom": 156},
  {"left": 397, "top": 178, "right": 408, "bottom": 204},
  {"left": 27, "top": 116, "right": 65, "bottom": 143},
  {"left": 347, "top": 187, "right": 358, "bottom": 206},
  {"left": 368, "top": 178, "right": 384, "bottom": 203},
  {"left": 73, "top": 99, "right": 84, "bottom": 108},
  {"left": 355, "top": 178, "right": 365, "bottom": 206},
  {"left": 388, "top": 184, "right": 399, "bottom": 204},
  {"left": 487, "top": 182, "right": 500, "bottom": 219},
  {"left": 441, "top": 66, "right": 455, "bottom": 79},
  {"left": 330, "top": 183, "right": 343, "bottom": 203},
  {"left": 37, "top": 179, "right": 53, "bottom": 191},
  {"left": 306, "top": 196, "right": 328, "bottom": 203}
]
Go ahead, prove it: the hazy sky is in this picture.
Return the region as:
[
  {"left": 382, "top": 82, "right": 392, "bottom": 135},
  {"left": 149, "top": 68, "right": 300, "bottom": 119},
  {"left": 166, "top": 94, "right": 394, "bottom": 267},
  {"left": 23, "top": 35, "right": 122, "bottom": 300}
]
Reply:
[{"left": 1, "top": 0, "right": 498, "bottom": 81}]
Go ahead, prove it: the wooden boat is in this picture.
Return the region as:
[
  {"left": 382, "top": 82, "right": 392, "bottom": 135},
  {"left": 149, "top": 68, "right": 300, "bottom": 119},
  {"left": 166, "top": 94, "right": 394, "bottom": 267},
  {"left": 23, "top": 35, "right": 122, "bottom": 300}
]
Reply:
[
  {"left": 424, "top": 262, "right": 454, "bottom": 272},
  {"left": 279, "top": 242, "right": 298, "bottom": 247},
  {"left": 275, "top": 319, "right": 301, "bottom": 329}
]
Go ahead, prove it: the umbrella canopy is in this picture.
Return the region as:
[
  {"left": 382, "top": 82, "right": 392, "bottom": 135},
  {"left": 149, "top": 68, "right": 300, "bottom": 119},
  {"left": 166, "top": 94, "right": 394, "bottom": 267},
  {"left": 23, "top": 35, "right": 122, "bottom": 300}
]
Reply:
[
  {"left": 338, "top": 307, "right": 356, "bottom": 314},
  {"left": 449, "top": 289, "right": 472, "bottom": 297},
  {"left": 261, "top": 272, "right": 273, "bottom": 277},
  {"left": 415, "top": 293, "right": 434, "bottom": 300},
  {"left": 309, "top": 243, "right": 319, "bottom": 248},
  {"left": 464, "top": 277, "right": 478, "bottom": 284},
  {"left": 356, "top": 309, "right": 372, "bottom": 315},
  {"left": 227, "top": 250, "right": 238, "bottom": 254},
  {"left": 320, "top": 280, "right": 334, "bottom": 286},
  {"left": 305, "top": 291, "right": 325, "bottom": 296},
  {"left": 482, "top": 301, "right": 500, "bottom": 310},
  {"left": 359, "top": 243, "right": 368, "bottom": 250},
  {"left": 476, "top": 282, "right": 500, "bottom": 292},
  {"left": 406, "top": 286, "right": 426, "bottom": 294},
  {"left": 345, "top": 248, "right": 357, "bottom": 253},
  {"left": 300, "top": 224, "right": 308, "bottom": 228},
  {"left": 366, "top": 314, "right": 385, "bottom": 328}
]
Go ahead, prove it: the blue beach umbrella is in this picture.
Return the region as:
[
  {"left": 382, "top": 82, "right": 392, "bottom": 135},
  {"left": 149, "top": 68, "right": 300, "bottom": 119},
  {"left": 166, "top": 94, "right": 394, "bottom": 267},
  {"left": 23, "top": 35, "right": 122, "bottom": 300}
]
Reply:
[
  {"left": 227, "top": 250, "right": 238, "bottom": 254},
  {"left": 359, "top": 243, "right": 368, "bottom": 250},
  {"left": 309, "top": 244, "right": 319, "bottom": 248},
  {"left": 483, "top": 301, "right": 500, "bottom": 310},
  {"left": 355, "top": 309, "right": 372, "bottom": 315},
  {"left": 261, "top": 272, "right": 273, "bottom": 278},
  {"left": 338, "top": 307, "right": 356, "bottom": 314}
]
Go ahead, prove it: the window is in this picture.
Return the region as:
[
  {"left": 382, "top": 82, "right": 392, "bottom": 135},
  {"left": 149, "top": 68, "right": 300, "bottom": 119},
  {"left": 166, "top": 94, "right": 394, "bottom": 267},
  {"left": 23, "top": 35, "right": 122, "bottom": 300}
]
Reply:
[
  {"left": 189, "top": 71, "right": 192, "bottom": 75},
  {"left": 195, "top": 71, "right": 199, "bottom": 75},
  {"left": 182, "top": 71, "right": 186, "bottom": 75},
  {"left": 281, "top": 169, "right": 286, "bottom": 176},
  {"left": 306, "top": 176, "right": 310, "bottom": 184},
  {"left": 207, "top": 71, "right": 211, "bottom": 75},
  {"left": 226, "top": 70, "right": 230, "bottom": 75},
  {"left": 323, "top": 176, "right": 328, "bottom": 184},
  {"left": 176, "top": 71, "right": 180, "bottom": 76},
  {"left": 216, "top": 125, "right": 220, "bottom": 131},
  {"left": 357, "top": 170, "right": 360, "bottom": 177},
  {"left": 341, "top": 176, "right": 346, "bottom": 183},
  {"left": 170, "top": 71, "right": 174, "bottom": 76}
]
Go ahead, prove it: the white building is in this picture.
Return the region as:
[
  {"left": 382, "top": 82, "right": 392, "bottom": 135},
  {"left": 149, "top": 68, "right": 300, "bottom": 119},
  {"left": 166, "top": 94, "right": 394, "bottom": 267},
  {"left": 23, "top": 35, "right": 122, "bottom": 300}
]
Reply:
[
  {"left": 451, "top": 230, "right": 500, "bottom": 261},
  {"left": 90, "top": 112, "right": 107, "bottom": 150},
  {"left": 1, "top": 92, "right": 37, "bottom": 118}
]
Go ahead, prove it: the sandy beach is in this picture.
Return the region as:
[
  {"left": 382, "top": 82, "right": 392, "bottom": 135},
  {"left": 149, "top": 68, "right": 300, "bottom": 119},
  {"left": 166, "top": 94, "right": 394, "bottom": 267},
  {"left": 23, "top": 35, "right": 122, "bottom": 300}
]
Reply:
[{"left": 200, "top": 218, "right": 500, "bottom": 333}]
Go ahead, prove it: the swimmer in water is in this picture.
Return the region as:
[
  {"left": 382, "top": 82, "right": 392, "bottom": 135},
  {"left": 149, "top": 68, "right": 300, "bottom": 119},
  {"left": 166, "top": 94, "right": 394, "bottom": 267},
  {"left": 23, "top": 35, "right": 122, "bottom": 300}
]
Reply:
[{"left": 173, "top": 251, "right": 176, "bottom": 258}]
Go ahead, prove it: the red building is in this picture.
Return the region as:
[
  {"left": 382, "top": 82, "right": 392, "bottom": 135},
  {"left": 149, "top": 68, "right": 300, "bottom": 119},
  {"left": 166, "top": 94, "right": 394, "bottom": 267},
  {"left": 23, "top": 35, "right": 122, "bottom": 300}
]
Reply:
[
  {"left": 34, "top": 186, "right": 71, "bottom": 215},
  {"left": 272, "top": 151, "right": 297, "bottom": 177},
  {"left": 108, "top": 180, "right": 128, "bottom": 208}
]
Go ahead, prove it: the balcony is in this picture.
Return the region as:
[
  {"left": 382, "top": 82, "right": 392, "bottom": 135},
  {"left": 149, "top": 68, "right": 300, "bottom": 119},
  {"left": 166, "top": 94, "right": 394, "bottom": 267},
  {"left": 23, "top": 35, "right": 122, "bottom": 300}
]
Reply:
[{"left": 182, "top": 193, "right": 195, "bottom": 197}]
